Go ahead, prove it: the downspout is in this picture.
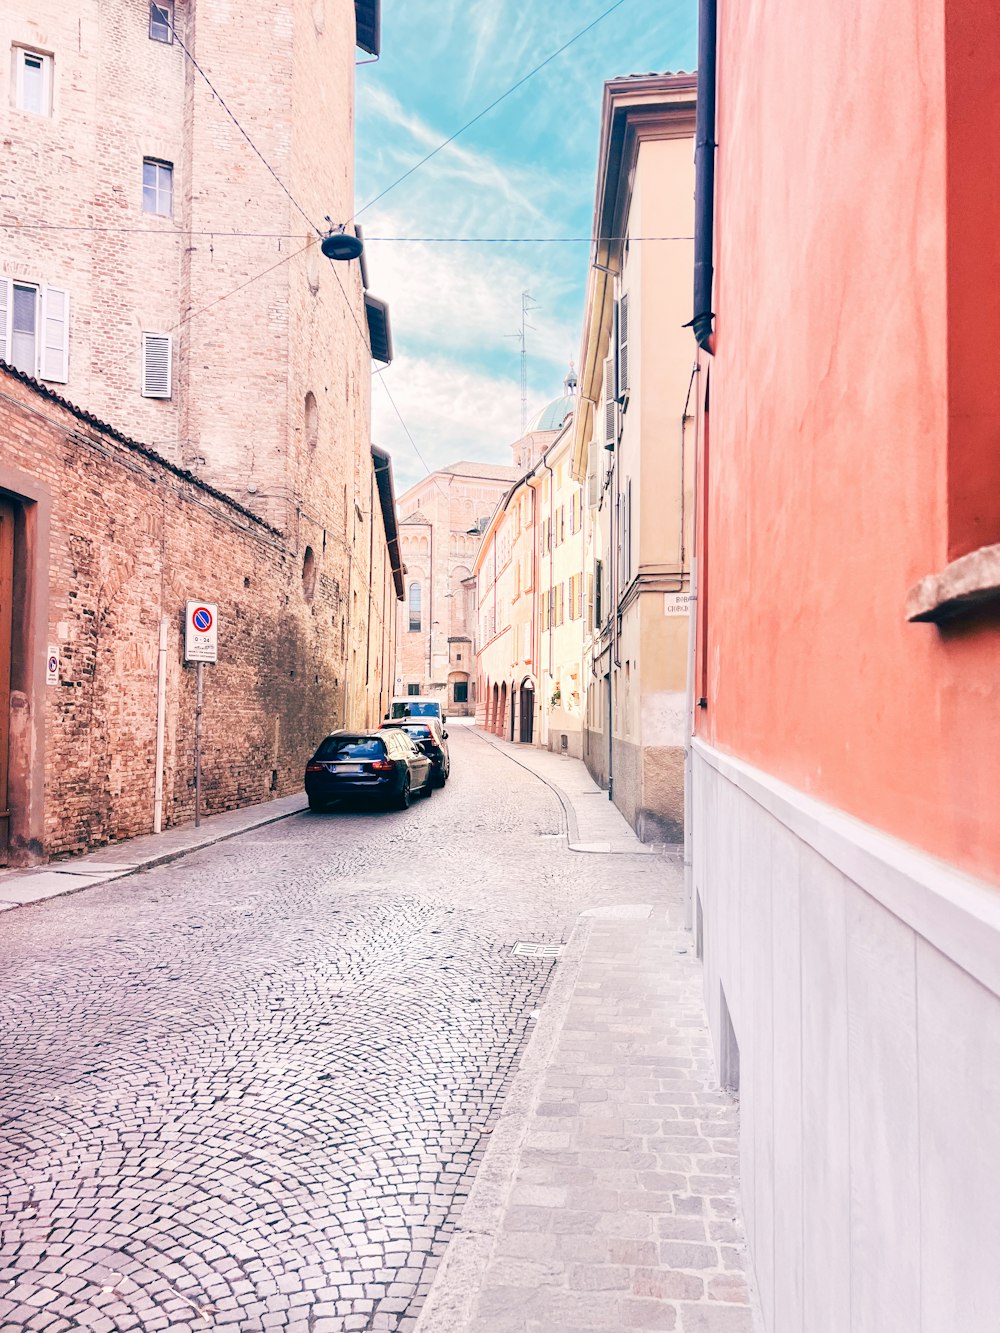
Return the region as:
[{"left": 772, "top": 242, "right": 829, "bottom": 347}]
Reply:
[
  {"left": 427, "top": 521, "right": 433, "bottom": 685},
  {"left": 681, "top": 364, "right": 699, "bottom": 928},
  {"left": 364, "top": 466, "right": 375, "bottom": 726},
  {"left": 683, "top": 552, "right": 698, "bottom": 930},
  {"left": 690, "top": 0, "right": 717, "bottom": 354},
  {"left": 153, "top": 615, "right": 168, "bottom": 834},
  {"left": 543, "top": 454, "right": 555, "bottom": 753},
  {"left": 684, "top": 0, "right": 717, "bottom": 925}
]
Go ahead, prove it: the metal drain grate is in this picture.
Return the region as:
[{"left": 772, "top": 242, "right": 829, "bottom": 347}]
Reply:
[{"left": 511, "top": 941, "right": 563, "bottom": 960}]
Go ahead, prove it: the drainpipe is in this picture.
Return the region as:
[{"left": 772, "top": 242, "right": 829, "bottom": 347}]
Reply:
[
  {"left": 691, "top": 0, "right": 717, "bottom": 353},
  {"left": 543, "top": 452, "right": 555, "bottom": 751},
  {"left": 429, "top": 521, "right": 435, "bottom": 690},
  {"left": 683, "top": 554, "right": 698, "bottom": 930},
  {"left": 153, "top": 615, "right": 168, "bottom": 834},
  {"left": 364, "top": 468, "right": 375, "bottom": 726}
]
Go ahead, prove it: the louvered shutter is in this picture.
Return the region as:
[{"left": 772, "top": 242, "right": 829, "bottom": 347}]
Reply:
[
  {"left": 619, "top": 292, "right": 629, "bottom": 395},
  {"left": 587, "top": 440, "right": 600, "bottom": 507},
  {"left": 0, "top": 279, "right": 9, "bottom": 365},
  {"left": 40, "top": 286, "right": 69, "bottom": 383},
  {"left": 142, "top": 333, "right": 172, "bottom": 398},
  {"left": 587, "top": 574, "right": 594, "bottom": 631},
  {"left": 603, "top": 355, "right": 616, "bottom": 448}
]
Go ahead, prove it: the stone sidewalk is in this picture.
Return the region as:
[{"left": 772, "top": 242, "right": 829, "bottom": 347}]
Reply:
[
  {"left": 417, "top": 732, "right": 760, "bottom": 1333},
  {"left": 0, "top": 792, "right": 306, "bottom": 910},
  {"left": 467, "top": 729, "right": 660, "bottom": 855}
]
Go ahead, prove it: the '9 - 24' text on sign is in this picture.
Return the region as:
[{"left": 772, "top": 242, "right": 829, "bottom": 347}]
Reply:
[{"left": 185, "top": 601, "right": 218, "bottom": 663}]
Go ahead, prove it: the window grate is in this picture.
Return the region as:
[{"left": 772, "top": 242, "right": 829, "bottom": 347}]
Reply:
[{"left": 142, "top": 333, "right": 172, "bottom": 398}]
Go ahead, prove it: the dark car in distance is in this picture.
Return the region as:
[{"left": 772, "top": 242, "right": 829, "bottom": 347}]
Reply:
[
  {"left": 380, "top": 718, "right": 450, "bottom": 786},
  {"left": 305, "top": 730, "right": 433, "bottom": 812}
]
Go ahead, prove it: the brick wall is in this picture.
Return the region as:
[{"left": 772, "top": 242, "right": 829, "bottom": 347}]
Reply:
[{"left": 0, "top": 367, "right": 396, "bottom": 861}]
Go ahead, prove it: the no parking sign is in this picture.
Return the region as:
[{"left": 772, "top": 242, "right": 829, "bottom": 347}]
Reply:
[{"left": 184, "top": 600, "right": 218, "bottom": 663}]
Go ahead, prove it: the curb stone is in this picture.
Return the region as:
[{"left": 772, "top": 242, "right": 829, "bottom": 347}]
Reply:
[
  {"left": 414, "top": 915, "right": 595, "bottom": 1333},
  {"left": 0, "top": 795, "right": 307, "bottom": 911}
]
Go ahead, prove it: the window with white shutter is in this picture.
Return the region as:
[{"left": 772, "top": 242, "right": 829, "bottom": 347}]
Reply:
[
  {"left": 618, "top": 292, "right": 630, "bottom": 397},
  {"left": 0, "top": 278, "right": 70, "bottom": 380},
  {"left": 41, "top": 286, "right": 69, "bottom": 382},
  {"left": 142, "top": 332, "right": 172, "bottom": 398},
  {"left": 0, "top": 280, "right": 9, "bottom": 365},
  {"left": 603, "top": 355, "right": 616, "bottom": 449},
  {"left": 10, "top": 283, "right": 38, "bottom": 376},
  {"left": 587, "top": 439, "right": 601, "bottom": 507}
]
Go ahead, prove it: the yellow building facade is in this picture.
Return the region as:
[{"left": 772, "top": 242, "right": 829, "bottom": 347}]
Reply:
[{"left": 571, "top": 73, "right": 697, "bottom": 841}]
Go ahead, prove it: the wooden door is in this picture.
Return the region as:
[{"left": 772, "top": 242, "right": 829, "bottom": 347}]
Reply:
[{"left": 0, "top": 500, "right": 13, "bottom": 864}]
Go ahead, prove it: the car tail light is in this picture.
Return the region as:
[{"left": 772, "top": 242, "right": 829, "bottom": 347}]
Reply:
[
  {"left": 305, "top": 763, "right": 324, "bottom": 773},
  {"left": 371, "top": 759, "right": 394, "bottom": 772}
]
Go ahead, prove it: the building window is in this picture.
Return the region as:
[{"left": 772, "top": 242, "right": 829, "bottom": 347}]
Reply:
[
  {"left": 304, "top": 391, "right": 318, "bottom": 449},
  {"left": 14, "top": 48, "right": 52, "bottom": 116},
  {"left": 453, "top": 681, "right": 469, "bottom": 704},
  {"left": 142, "top": 159, "right": 173, "bottom": 216},
  {"left": 9, "top": 283, "right": 36, "bottom": 376},
  {"left": 302, "top": 546, "right": 317, "bottom": 602},
  {"left": 0, "top": 278, "right": 70, "bottom": 383},
  {"left": 141, "top": 332, "right": 172, "bottom": 398},
  {"left": 407, "top": 683, "right": 420, "bottom": 696},
  {"left": 408, "top": 581, "right": 422, "bottom": 632},
  {"left": 149, "top": 1, "right": 174, "bottom": 42}
]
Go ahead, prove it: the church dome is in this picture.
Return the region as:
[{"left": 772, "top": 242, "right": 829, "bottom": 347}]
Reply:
[{"left": 526, "top": 365, "right": 579, "bottom": 434}]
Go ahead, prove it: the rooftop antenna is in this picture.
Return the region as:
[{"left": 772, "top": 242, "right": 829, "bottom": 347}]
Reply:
[{"left": 506, "top": 290, "right": 540, "bottom": 436}]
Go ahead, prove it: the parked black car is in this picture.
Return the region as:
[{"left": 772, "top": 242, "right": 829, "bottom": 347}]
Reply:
[
  {"left": 304, "top": 730, "right": 433, "bottom": 811},
  {"left": 381, "top": 718, "right": 450, "bottom": 786}
]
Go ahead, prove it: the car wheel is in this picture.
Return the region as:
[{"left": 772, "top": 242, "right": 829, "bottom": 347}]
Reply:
[
  {"left": 395, "top": 774, "right": 412, "bottom": 810},
  {"left": 308, "top": 796, "right": 327, "bottom": 813}
]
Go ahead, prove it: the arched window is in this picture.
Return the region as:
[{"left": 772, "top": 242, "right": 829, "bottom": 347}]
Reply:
[
  {"left": 304, "top": 391, "right": 318, "bottom": 449},
  {"left": 302, "top": 545, "right": 317, "bottom": 602},
  {"left": 408, "top": 581, "right": 422, "bottom": 632}
]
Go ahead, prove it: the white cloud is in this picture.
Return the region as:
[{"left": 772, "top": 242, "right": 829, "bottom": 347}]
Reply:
[
  {"left": 372, "top": 356, "right": 522, "bottom": 496},
  {"left": 364, "top": 208, "right": 580, "bottom": 369},
  {"left": 355, "top": 85, "right": 559, "bottom": 230}
]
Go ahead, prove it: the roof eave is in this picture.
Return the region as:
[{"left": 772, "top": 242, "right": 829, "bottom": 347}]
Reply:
[{"left": 371, "top": 444, "right": 405, "bottom": 599}]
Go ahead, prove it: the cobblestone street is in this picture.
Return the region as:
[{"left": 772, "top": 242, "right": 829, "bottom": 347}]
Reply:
[{"left": 0, "top": 727, "right": 674, "bottom": 1333}]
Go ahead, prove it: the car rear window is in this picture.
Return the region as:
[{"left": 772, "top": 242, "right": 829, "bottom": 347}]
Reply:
[
  {"left": 315, "top": 737, "right": 385, "bottom": 760},
  {"left": 391, "top": 701, "right": 439, "bottom": 718},
  {"left": 401, "top": 725, "right": 433, "bottom": 738}
]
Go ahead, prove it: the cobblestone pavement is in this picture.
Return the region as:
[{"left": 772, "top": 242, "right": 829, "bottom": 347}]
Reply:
[{"left": 0, "top": 726, "right": 671, "bottom": 1333}]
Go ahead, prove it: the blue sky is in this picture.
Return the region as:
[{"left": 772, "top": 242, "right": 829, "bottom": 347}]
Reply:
[{"left": 355, "top": 0, "right": 696, "bottom": 493}]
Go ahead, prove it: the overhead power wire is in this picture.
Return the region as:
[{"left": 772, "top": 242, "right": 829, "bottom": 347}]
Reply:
[
  {"left": 159, "top": 5, "right": 319, "bottom": 234},
  {"left": 376, "top": 376, "right": 453, "bottom": 500},
  {"left": 352, "top": 0, "right": 632, "bottom": 221},
  {"left": 170, "top": 239, "right": 314, "bottom": 332},
  {"left": 1, "top": 221, "right": 692, "bottom": 244}
]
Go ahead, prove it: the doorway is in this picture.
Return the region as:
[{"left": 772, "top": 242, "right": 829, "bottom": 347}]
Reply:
[
  {"left": 519, "top": 679, "right": 534, "bottom": 744},
  {"left": 0, "top": 499, "right": 14, "bottom": 863}
]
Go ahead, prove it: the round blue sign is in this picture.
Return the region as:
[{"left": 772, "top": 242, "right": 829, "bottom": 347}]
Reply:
[{"left": 192, "top": 607, "right": 213, "bottom": 632}]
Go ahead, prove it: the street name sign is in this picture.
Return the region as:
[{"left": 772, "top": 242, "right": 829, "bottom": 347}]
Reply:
[
  {"left": 664, "top": 592, "right": 694, "bottom": 616},
  {"left": 184, "top": 601, "right": 218, "bottom": 663}
]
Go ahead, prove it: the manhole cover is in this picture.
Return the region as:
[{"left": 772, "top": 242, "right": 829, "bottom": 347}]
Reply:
[{"left": 511, "top": 941, "right": 563, "bottom": 960}]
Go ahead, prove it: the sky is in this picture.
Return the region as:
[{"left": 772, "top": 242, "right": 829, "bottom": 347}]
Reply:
[{"left": 354, "top": 0, "right": 697, "bottom": 495}]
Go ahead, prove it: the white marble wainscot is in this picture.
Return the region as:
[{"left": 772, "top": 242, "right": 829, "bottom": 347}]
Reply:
[{"left": 692, "top": 738, "right": 1000, "bottom": 1333}]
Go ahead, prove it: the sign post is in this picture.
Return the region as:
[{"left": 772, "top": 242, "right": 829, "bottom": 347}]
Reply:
[{"left": 184, "top": 602, "right": 218, "bottom": 828}]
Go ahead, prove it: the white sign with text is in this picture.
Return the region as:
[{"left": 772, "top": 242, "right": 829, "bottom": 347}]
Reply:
[
  {"left": 664, "top": 592, "right": 694, "bottom": 616},
  {"left": 184, "top": 601, "right": 218, "bottom": 663}
]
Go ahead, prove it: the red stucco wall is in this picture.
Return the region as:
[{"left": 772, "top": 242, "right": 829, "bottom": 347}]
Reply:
[{"left": 698, "top": 0, "right": 1000, "bottom": 883}]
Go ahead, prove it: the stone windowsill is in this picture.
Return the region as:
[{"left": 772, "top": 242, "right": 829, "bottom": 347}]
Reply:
[{"left": 906, "top": 542, "right": 1000, "bottom": 623}]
